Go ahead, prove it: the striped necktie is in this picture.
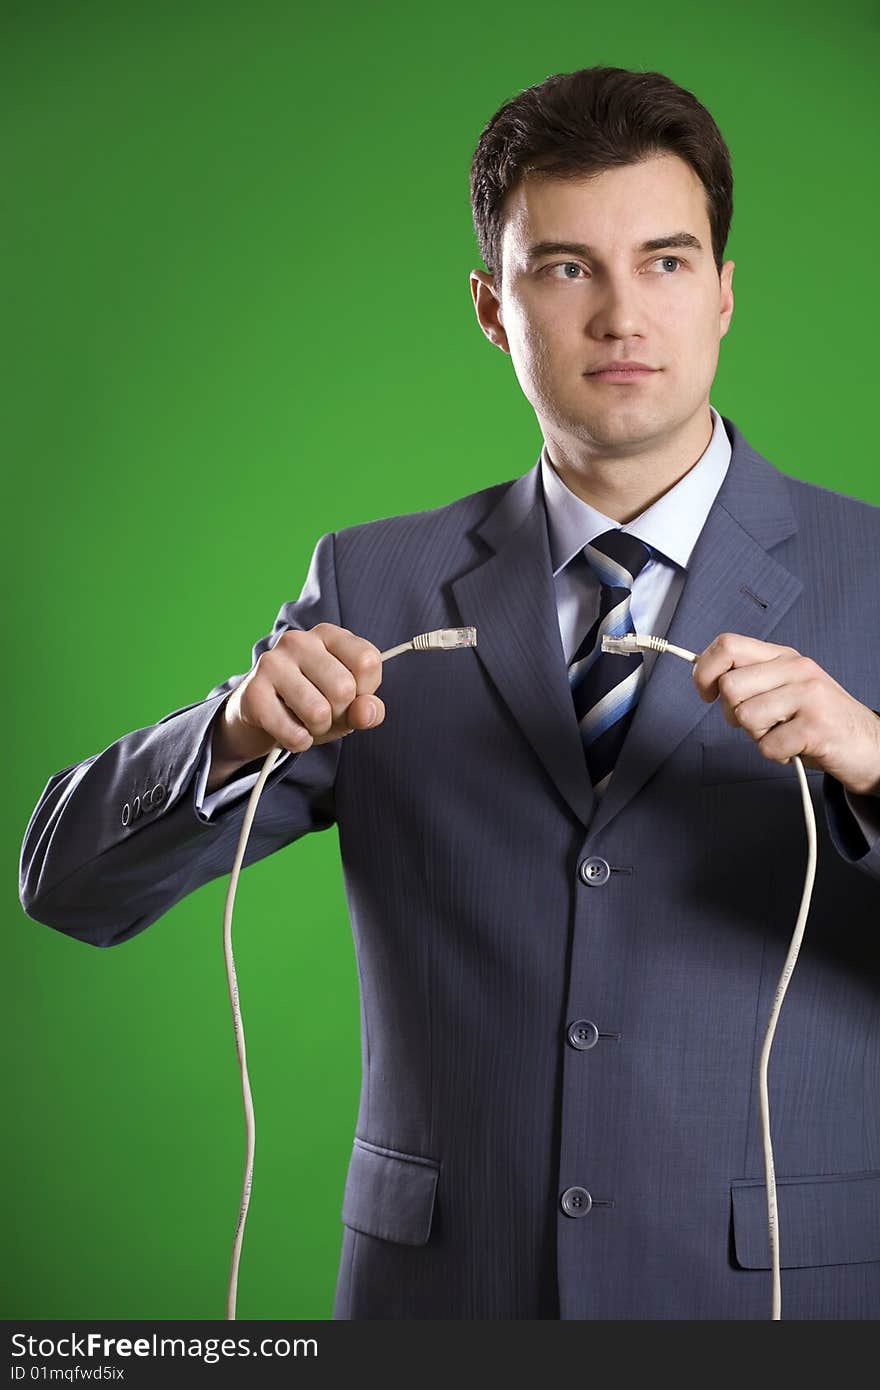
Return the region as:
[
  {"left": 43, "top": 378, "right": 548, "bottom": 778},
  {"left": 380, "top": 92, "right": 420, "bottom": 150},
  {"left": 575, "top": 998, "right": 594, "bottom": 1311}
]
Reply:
[{"left": 568, "top": 528, "right": 654, "bottom": 798}]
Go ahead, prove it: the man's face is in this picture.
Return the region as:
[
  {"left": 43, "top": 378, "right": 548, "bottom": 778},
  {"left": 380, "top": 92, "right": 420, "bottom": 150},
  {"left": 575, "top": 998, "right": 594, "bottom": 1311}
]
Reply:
[{"left": 470, "top": 152, "right": 734, "bottom": 456}]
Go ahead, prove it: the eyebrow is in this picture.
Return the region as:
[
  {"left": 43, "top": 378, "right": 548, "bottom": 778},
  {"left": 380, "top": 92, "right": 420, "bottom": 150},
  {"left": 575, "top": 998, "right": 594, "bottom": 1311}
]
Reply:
[{"left": 525, "top": 232, "right": 704, "bottom": 262}]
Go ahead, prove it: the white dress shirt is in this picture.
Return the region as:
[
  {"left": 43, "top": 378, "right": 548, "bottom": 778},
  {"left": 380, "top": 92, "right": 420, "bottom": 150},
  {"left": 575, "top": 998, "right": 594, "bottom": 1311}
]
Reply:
[{"left": 194, "top": 403, "right": 878, "bottom": 847}]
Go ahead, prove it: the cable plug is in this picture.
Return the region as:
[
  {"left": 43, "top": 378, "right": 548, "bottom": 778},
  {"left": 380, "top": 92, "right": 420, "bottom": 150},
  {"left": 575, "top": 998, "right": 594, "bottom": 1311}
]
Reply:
[
  {"left": 379, "top": 627, "right": 477, "bottom": 665},
  {"left": 411, "top": 627, "right": 478, "bottom": 652},
  {"left": 601, "top": 633, "right": 698, "bottom": 663},
  {"left": 601, "top": 634, "right": 643, "bottom": 656}
]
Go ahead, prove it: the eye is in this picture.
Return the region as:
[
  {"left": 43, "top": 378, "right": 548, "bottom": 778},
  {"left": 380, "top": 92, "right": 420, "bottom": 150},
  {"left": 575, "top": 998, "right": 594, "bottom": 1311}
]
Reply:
[
  {"left": 546, "top": 261, "right": 585, "bottom": 279},
  {"left": 651, "top": 256, "right": 683, "bottom": 273}
]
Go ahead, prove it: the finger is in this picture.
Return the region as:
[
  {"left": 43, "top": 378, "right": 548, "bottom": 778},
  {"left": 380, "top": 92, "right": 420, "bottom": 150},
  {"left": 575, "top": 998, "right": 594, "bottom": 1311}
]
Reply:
[
  {"left": 268, "top": 662, "right": 344, "bottom": 738},
  {"left": 715, "top": 653, "right": 807, "bottom": 722},
  {"left": 297, "top": 693, "right": 386, "bottom": 745},
  {"left": 344, "top": 693, "right": 386, "bottom": 732},
  {"left": 755, "top": 712, "right": 811, "bottom": 766},
  {"left": 310, "top": 625, "right": 384, "bottom": 698},
  {"left": 692, "top": 633, "right": 800, "bottom": 702},
  {"left": 247, "top": 679, "right": 319, "bottom": 754},
  {"left": 727, "top": 680, "right": 814, "bottom": 742}
]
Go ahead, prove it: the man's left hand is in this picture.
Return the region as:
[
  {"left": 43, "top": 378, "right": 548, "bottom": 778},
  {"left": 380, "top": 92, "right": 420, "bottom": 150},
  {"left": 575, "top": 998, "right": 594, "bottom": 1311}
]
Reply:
[{"left": 691, "top": 633, "right": 880, "bottom": 797}]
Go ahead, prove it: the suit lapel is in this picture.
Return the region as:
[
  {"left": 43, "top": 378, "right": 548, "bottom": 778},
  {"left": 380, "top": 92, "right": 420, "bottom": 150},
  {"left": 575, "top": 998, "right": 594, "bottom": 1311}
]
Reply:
[
  {"left": 450, "top": 414, "right": 804, "bottom": 834},
  {"left": 451, "top": 461, "right": 597, "bottom": 827}
]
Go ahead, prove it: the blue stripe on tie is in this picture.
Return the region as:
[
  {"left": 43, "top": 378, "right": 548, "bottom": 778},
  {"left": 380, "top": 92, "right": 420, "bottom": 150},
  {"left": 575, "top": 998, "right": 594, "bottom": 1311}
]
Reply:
[
  {"left": 583, "top": 550, "right": 635, "bottom": 590},
  {"left": 580, "top": 665, "right": 645, "bottom": 743}
]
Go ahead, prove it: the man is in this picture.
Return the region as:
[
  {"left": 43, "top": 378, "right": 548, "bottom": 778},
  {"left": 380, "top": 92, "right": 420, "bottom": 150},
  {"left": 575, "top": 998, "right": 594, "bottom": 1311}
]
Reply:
[{"left": 19, "top": 66, "right": 880, "bottom": 1319}]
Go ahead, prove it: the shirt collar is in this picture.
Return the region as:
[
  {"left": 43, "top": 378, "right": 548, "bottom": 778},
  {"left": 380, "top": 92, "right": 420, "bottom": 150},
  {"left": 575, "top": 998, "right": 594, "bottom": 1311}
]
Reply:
[{"left": 540, "top": 403, "right": 732, "bottom": 577}]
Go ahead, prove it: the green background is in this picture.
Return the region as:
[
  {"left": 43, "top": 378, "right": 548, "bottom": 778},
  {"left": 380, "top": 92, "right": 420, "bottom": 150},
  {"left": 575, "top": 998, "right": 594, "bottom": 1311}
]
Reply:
[{"left": 5, "top": 0, "right": 878, "bottom": 1321}]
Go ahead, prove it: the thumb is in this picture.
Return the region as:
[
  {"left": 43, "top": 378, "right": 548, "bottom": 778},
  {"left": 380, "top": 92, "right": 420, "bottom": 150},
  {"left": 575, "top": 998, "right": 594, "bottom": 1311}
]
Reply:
[{"left": 347, "top": 693, "right": 385, "bottom": 731}]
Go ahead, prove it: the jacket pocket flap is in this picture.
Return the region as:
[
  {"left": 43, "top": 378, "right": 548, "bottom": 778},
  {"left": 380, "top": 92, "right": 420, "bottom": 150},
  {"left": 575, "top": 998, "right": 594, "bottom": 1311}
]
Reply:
[
  {"left": 341, "top": 1137, "right": 440, "bottom": 1246},
  {"left": 731, "top": 1170, "right": 880, "bottom": 1268}
]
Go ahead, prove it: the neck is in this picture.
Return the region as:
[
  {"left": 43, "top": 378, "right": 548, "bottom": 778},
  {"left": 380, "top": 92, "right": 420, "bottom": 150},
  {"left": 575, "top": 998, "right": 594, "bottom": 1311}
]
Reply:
[{"left": 544, "top": 405, "right": 714, "bottom": 524}]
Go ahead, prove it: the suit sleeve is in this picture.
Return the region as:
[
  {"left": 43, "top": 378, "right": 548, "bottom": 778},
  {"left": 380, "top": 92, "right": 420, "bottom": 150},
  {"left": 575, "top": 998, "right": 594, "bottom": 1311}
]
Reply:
[
  {"left": 193, "top": 729, "right": 292, "bottom": 820},
  {"left": 843, "top": 788, "right": 880, "bottom": 848},
  {"left": 823, "top": 774, "right": 880, "bottom": 883},
  {"left": 18, "top": 530, "right": 343, "bottom": 949}
]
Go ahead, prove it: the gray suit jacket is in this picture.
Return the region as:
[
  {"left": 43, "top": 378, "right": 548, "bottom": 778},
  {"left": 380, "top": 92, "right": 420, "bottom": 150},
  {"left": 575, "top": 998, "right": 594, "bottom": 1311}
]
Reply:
[{"left": 19, "top": 412, "right": 880, "bottom": 1319}]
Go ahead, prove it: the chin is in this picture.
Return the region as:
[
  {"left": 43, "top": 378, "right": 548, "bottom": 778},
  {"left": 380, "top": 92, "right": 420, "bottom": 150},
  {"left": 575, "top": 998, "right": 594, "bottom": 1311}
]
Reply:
[{"left": 578, "top": 402, "right": 655, "bottom": 431}]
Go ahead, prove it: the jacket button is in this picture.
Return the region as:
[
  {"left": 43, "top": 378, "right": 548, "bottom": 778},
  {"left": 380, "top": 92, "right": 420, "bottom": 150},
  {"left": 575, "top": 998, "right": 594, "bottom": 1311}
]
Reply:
[
  {"left": 560, "top": 1186, "right": 592, "bottom": 1216},
  {"left": 132, "top": 794, "right": 141, "bottom": 819},
  {"left": 151, "top": 783, "right": 166, "bottom": 805},
  {"left": 579, "top": 856, "right": 610, "bottom": 885},
  {"left": 567, "top": 1019, "right": 600, "bottom": 1050},
  {"left": 121, "top": 802, "right": 130, "bottom": 827}
]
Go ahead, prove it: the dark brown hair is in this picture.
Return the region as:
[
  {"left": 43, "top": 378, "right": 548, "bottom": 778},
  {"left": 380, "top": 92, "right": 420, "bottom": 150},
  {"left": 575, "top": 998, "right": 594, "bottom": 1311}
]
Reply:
[{"left": 469, "top": 66, "right": 733, "bottom": 290}]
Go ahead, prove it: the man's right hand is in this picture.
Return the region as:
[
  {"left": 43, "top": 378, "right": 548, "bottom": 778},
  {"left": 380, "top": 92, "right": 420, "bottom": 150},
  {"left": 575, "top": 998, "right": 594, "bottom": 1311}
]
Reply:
[{"left": 211, "top": 623, "right": 386, "bottom": 770}]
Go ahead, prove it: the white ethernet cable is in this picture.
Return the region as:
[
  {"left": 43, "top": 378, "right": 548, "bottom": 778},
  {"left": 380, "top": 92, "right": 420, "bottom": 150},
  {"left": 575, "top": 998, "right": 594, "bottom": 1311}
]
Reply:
[
  {"left": 221, "top": 627, "right": 477, "bottom": 1320},
  {"left": 601, "top": 630, "right": 818, "bottom": 1322}
]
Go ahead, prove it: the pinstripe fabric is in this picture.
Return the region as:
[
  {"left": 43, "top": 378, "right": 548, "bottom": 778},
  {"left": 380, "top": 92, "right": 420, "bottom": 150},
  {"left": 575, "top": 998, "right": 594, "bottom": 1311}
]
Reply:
[{"left": 568, "top": 529, "right": 653, "bottom": 797}]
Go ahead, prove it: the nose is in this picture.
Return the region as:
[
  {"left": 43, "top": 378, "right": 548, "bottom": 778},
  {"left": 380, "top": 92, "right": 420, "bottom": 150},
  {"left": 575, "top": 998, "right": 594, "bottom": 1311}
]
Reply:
[{"left": 585, "top": 268, "right": 646, "bottom": 341}]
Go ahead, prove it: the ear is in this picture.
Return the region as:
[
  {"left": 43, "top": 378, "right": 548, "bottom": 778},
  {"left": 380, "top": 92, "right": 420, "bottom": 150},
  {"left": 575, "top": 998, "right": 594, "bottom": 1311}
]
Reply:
[
  {"left": 719, "top": 259, "right": 735, "bottom": 337},
  {"left": 469, "top": 269, "right": 511, "bottom": 354}
]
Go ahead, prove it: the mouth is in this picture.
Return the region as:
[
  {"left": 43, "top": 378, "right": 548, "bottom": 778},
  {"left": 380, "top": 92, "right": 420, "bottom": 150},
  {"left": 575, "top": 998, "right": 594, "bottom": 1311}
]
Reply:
[{"left": 586, "top": 367, "right": 659, "bottom": 383}]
